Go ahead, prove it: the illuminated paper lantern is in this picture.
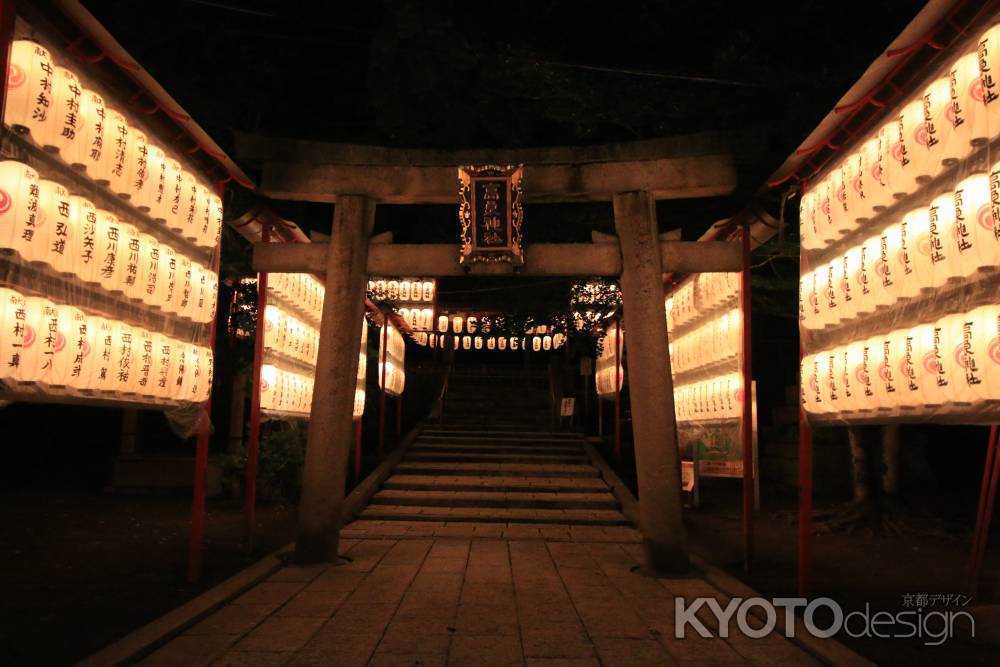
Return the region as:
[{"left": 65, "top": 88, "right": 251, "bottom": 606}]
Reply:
[
  {"left": 175, "top": 254, "right": 194, "bottom": 316},
  {"left": 462, "top": 335, "right": 471, "bottom": 350},
  {"left": 844, "top": 150, "right": 867, "bottom": 224},
  {"left": 486, "top": 336, "right": 495, "bottom": 350},
  {"left": 77, "top": 89, "right": 108, "bottom": 180},
  {"left": 832, "top": 345, "right": 858, "bottom": 413},
  {"left": 452, "top": 315, "right": 463, "bottom": 333},
  {"left": 869, "top": 332, "right": 901, "bottom": 411},
  {"left": 399, "top": 280, "right": 411, "bottom": 301},
  {"left": 940, "top": 311, "right": 988, "bottom": 407},
  {"left": 922, "top": 75, "right": 959, "bottom": 168},
  {"left": 950, "top": 51, "right": 989, "bottom": 149},
  {"left": 978, "top": 24, "right": 1000, "bottom": 141},
  {"left": 0, "top": 160, "right": 41, "bottom": 257},
  {"left": 150, "top": 334, "right": 175, "bottom": 399},
  {"left": 109, "top": 320, "right": 137, "bottom": 395},
  {"left": 952, "top": 173, "right": 996, "bottom": 278},
  {"left": 46, "top": 66, "right": 84, "bottom": 163},
  {"left": 156, "top": 244, "right": 177, "bottom": 312},
  {"left": 909, "top": 322, "right": 948, "bottom": 411},
  {"left": 179, "top": 171, "right": 199, "bottom": 241},
  {"left": 137, "top": 143, "right": 167, "bottom": 215},
  {"left": 885, "top": 100, "right": 929, "bottom": 198},
  {"left": 422, "top": 280, "right": 434, "bottom": 301},
  {"left": 208, "top": 193, "right": 223, "bottom": 248},
  {"left": 922, "top": 191, "right": 957, "bottom": 289},
  {"left": 16, "top": 297, "right": 48, "bottom": 385},
  {"left": 543, "top": 335, "right": 552, "bottom": 351},
  {"left": 0, "top": 287, "right": 26, "bottom": 383},
  {"left": 891, "top": 327, "right": 922, "bottom": 412},
  {"left": 888, "top": 215, "right": 919, "bottom": 301},
  {"left": 814, "top": 176, "right": 836, "bottom": 246},
  {"left": 105, "top": 108, "right": 131, "bottom": 198},
  {"left": 970, "top": 304, "right": 1000, "bottom": 403},
  {"left": 132, "top": 328, "right": 156, "bottom": 397},
  {"left": 467, "top": 316, "right": 477, "bottom": 333},
  {"left": 532, "top": 336, "right": 541, "bottom": 352},
  {"left": 843, "top": 244, "right": 871, "bottom": 317},
  {"left": 138, "top": 233, "right": 160, "bottom": 306},
  {"left": 801, "top": 353, "right": 824, "bottom": 415},
  {"left": 4, "top": 41, "right": 55, "bottom": 140},
  {"left": 194, "top": 183, "right": 213, "bottom": 247},
  {"left": 260, "top": 364, "right": 277, "bottom": 411},
  {"left": 196, "top": 346, "right": 213, "bottom": 402},
  {"left": 498, "top": 337, "right": 507, "bottom": 350},
  {"left": 120, "top": 223, "right": 143, "bottom": 301},
  {"left": 65, "top": 309, "right": 91, "bottom": 391},
  {"left": 820, "top": 260, "right": 841, "bottom": 325},
  {"left": 95, "top": 209, "right": 123, "bottom": 293},
  {"left": 43, "top": 179, "right": 74, "bottom": 273},
  {"left": 871, "top": 227, "right": 901, "bottom": 309},
  {"left": 388, "top": 280, "right": 399, "bottom": 300},
  {"left": 89, "top": 316, "right": 116, "bottom": 394},
  {"left": 845, "top": 339, "right": 877, "bottom": 413},
  {"left": 125, "top": 127, "right": 151, "bottom": 204},
  {"left": 437, "top": 315, "right": 448, "bottom": 333},
  {"left": 20, "top": 178, "right": 62, "bottom": 267},
  {"left": 829, "top": 161, "right": 853, "bottom": 236},
  {"left": 180, "top": 343, "right": 202, "bottom": 402},
  {"left": 553, "top": 333, "right": 565, "bottom": 348},
  {"left": 164, "top": 158, "right": 185, "bottom": 232},
  {"left": 859, "top": 135, "right": 889, "bottom": 215},
  {"left": 66, "top": 195, "right": 97, "bottom": 283}
]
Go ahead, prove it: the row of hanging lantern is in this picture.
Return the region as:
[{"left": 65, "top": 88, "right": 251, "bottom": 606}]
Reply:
[
  {"left": 0, "top": 286, "right": 212, "bottom": 402},
  {"left": 595, "top": 323, "right": 624, "bottom": 398},
  {"left": 259, "top": 365, "right": 314, "bottom": 416},
  {"left": 263, "top": 304, "right": 319, "bottom": 366},
  {"left": 801, "top": 304, "right": 1000, "bottom": 417},
  {"left": 397, "top": 307, "right": 435, "bottom": 332},
  {"left": 378, "top": 322, "right": 405, "bottom": 397},
  {"left": 800, "top": 24, "right": 1000, "bottom": 250},
  {"left": 368, "top": 278, "right": 435, "bottom": 303},
  {"left": 416, "top": 331, "right": 567, "bottom": 351},
  {"left": 675, "top": 373, "right": 744, "bottom": 422},
  {"left": 354, "top": 322, "right": 368, "bottom": 418},
  {"left": 800, "top": 170, "right": 1000, "bottom": 331},
  {"left": 666, "top": 272, "right": 741, "bottom": 332},
  {"left": 0, "top": 160, "right": 218, "bottom": 322},
  {"left": 669, "top": 308, "right": 742, "bottom": 374},
  {"left": 268, "top": 272, "right": 324, "bottom": 325},
  {"left": 5, "top": 41, "right": 224, "bottom": 250}
]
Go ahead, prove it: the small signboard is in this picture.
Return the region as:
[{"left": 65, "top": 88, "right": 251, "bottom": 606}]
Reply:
[
  {"left": 681, "top": 461, "right": 695, "bottom": 492},
  {"left": 560, "top": 397, "right": 576, "bottom": 417}
]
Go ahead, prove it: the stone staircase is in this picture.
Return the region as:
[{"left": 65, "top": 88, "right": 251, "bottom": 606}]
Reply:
[{"left": 350, "top": 370, "right": 634, "bottom": 532}]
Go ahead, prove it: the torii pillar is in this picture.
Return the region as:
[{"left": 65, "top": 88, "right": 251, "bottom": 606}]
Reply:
[
  {"left": 613, "top": 190, "right": 689, "bottom": 575},
  {"left": 295, "top": 195, "right": 375, "bottom": 563}
]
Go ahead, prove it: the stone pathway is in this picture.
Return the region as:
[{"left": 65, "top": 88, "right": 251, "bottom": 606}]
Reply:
[{"left": 139, "top": 536, "right": 824, "bottom": 667}]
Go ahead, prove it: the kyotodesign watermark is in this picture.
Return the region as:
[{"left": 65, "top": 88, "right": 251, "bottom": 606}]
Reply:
[{"left": 675, "top": 594, "right": 975, "bottom": 646}]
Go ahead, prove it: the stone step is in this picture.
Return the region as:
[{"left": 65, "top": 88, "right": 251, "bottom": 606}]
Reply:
[
  {"left": 417, "top": 435, "right": 584, "bottom": 446},
  {"left": 358, "top": 505, "right": 630, "bottom": 526},
  {"left": 411, "top": 444, "right": 584, "bottom": 456},
  {"left": 422, "top": 428, "right": 579, "bottom": 438},
  {"left": 370, "top": 489, "right": 619, "bottom": 509},
  {"left": 404, "top": 451, "right": 588, "bottom": 464},
  {"left": 382, "top": 474, "right": 610, "bottom": 493},
  {"left": 393, "top": 461, "right": 601, "bottom": 478}
]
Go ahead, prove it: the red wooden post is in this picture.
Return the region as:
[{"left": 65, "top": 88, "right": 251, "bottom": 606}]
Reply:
[
  {"left": 614, "top": 320, "right": 622, "bottom": 461},
  {"left": 354, "top": 419, "right": 363, "bottom": 483},
  {"left": 187, "top": 225, "right": 224, "bottom": 583},
  {"left": 378, "top": 319, "right": 388, "bottom": 457},
  {"left": 740, "top": 223, "right": 754, "bottom": 572},
  {"left": 797, "top": 406, "right": 813, "bottom": 596},
  {"left": 396, "top": 394, "right": 402, "bottom": 439},
  {"left": 243, "top": 224, "right": 270, "bottom": 553},
  {"left": 969, "top": 425, "right": 1000, "bottom": 595}
]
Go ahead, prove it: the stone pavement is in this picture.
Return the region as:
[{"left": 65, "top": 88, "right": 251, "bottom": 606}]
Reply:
[{"left": 139, "top": 535, "right": 823, "bottom": 667}]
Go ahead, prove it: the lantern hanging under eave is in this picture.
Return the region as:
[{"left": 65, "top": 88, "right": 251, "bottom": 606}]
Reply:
[
  {"left": 458, "top": 164, "right": 524, "bottom": 266},
  {"left": 4, "top": 41, "right": 55, "bottom": 142}
]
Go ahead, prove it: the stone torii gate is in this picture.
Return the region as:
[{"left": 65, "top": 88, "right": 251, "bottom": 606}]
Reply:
[{"left": 240, "top": 131, "right": 744, "bottom": 575}]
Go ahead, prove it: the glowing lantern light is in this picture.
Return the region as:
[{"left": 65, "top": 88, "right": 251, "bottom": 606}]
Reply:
[
  {"left": 388, "top": 280, "right": 400, "bottom": 300},
  {"left": 109, "top": 320, "right": 137, "bottom": 395},
  {"left": 543, "top": 335, "right": 552, "bottom": 351},
  {"left": 64, "top": 310, "right": 93, "bottom": 392},
  {"left": 801, "top": 353, "right": 822, "bottom": 414},
  {"left": 164, "top": 158, "right": 185, "bottom": 233},
  {"left": 815, "top": 176, "right": 836, "bottom": 246},
  {"left": 156, "top": 244, "right": 177, "bottom": 312},
  {"left": 452, "top": 315, "right": 463, "bottom": 334},
  {"left": 970, "top": 304, "right": 1000, "bottom": 404},
  {"left": 175, "top": 254, "right": 194, "bottom": 316},
  {"left": 908, "top": 322, "right": 947, "bottom": 411},
  {"left": 78, "top": 90, "right": 108, "bottom": 180},
  {"left": 922, "top": 76, "right": 957, "bottom": 169},
  {"left": 126, "top": 128, "right": 151, "bottom": 205},
  {"left": 428, "top": 333, "right": 436, "bottom": 348},
  {"left": 487, "top": 337, "right": 495, "bottom": 350},
  {"left": 151, "top": 334, "right": 175, "bottom": 399},
  {"left": 90, "top": 317, "right": 116, "bottom": 394},
  {"left": 870, "top": 331, "right": 902, "bottom": 411},
  {"left": 260, "top": 364, "right": 277, "bottom": 411},
  {"left": 47, "top": 66, "right": 84, "bottom": 162},
  {"left": 105, "top": 109, "right": 132, "bottom": 198},
  {"left": 0, "top": 287, "right": 26, "bottom": 383},
  {"left": 68, "top": 195, "right": 97, "bottom": 283},
  {"left": 891, "top": 327, "right": 921, "bottom": 412},
  {"left": 885, "top": 100, "right": 929, "bottom": 198},
  {"left": 4, "top": 41, "right": 55, "bottom": 140},
  {"left": 462, "top": 335, "right": 471, "bottom": 350},
  {"left": 978, "top": 24, "right": 1000, "bottom": 141},
  {"left": 859, "top": 135, "right": 890, "bottom": 216},
  {"left": 179, "top": 171, "right": 199, "bottom": 241},
  {"left": 950, "top": 51, "right": 989, "bottom": 149},
  {"left": 474, "top": 336, "right": 483, "bottom": 350},
  {"left": 829, "top": 161, "right": 853, "bottom": 236},
  {"left": 133, "top": 328, "right": 156, "bottom": 397},
  {"left": 138, "top": 143, "right": 167, "bottom": 215},
  {"left": 138, "top": 233, "right": 160, "bottom": 306},
  {"left": 437, "top": 315, "right": 448, "bottom": 333},
  {"left": 952, "top": 173, "right": 996, "bottom": 278},
  {"left": 0, "top": 160, "right": 40, "bottom": 259},
  {"left": 94, "top": 209, "right": 123, "bottom": 294},
  {"left": 553, "top": 333, "right": 566, "bottom": 348},
  {"left": 940, "top": 311, "right": 987, "bottom": 407},
  {"left": 498, "top": 337, "right": 506, "bottom": 350},
  {"left": 399, "top": 280, "right": 410, "bottom": 301},
  {"left": 120, "top": 223, "right": 144, "bottom": 302},
  {"left": 888, "top": 214, "right": 919, "bottom": 302},
  {"left": 467, "top": 316, "right": 477, "bottom": 333},
  {"left": 532, "top": 336, "right": 541, "bottom": 352}
]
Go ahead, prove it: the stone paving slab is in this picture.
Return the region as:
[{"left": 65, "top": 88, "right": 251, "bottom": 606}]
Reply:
[
  {"left": 383, "top": 475, "right": 609, "bottom": 492},
  {"left": 393, "top": 462, "right": 601, "bottom": 478},
  {"left": 371, "top": 489, "right": 620, "bottom": 509},
  {"left": 137, "top": 538, "right": 828, "bottom": 667}
]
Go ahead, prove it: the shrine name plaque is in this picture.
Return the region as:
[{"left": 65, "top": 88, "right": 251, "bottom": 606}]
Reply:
[{"left": 458, "top": 164, "right": 524, "bottom": 267}]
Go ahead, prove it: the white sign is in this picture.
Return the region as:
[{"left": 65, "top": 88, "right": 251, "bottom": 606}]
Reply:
[{"left": 560, "top": 398, "right": 576, "bottom": 417}]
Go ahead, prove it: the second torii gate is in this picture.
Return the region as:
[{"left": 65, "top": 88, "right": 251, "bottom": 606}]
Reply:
[{"left": 241, "top": 131, "right": 746, "bottom": 575}]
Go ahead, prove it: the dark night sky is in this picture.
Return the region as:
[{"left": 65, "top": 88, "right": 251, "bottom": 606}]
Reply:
[{"left": 79, "top": 0, "right": 929, "bottom": 308}]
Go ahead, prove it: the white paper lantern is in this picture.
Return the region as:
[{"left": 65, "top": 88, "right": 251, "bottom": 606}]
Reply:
[
  {"left": 922, "top": 75, "right": 959, "bottom": 168},
  {"left": 194, "top": 183, "right": 213, "bottom": 247},
  {"left": 859, "top": 135, "right": 890, "bottom": 215},
  {"left": 95, "top": 209, "right": 123, "bottom": 294},
  {"left": 970, "top": 304, "right": 1000, "bottom": 404},
  {"left": 452, "top": 315, "right": 463, "bottom": 334},
  {"left": 498, "top": 337, "right": 507, "bottom": 350},
  {"left": 553, "top": 333, "right": 565, "bottom": 349},
  {"left": 15, "top": 297, "right": 46, "bottom": 385},
  {"left": 0, "top": 287, "right": 26, "bottom": 383},
  {"left": 25, "top": 178, "right": 63, "bottom": 266},
  {"left": 67, "top": 195, "right": 98, "bottom": 283},
  {"left": 164, "top": 158, "right": 185, "bottom": 232},
  {"left": 869, "top": 333, "right": 901, "bottom": 411},
  {"left": 422, "top": 280, "right": 434, "bottom": 301},
  {"left": 150, "top": 334, "right": 174, "bottom": 399},
  {"left": 888, "top": 215, "right": 920, "bottom": 301},
  {"left": 4, "top": 41, "right": 55, "bottom": 140},
  {"left": 179, "top": 171, "right": 199, "bottom": 241},
  {"left": 978, "top": 24, "right": 1000, "bottom": 142},
  {"left": 939, "top": 311, "right": 988, "bottom": 407},
  {"left": 871, "top": 227, "right": 902, "bottom": 309},
  {"left": 42, "top": 179, "right": 75, "bottom": 273},
  {"left": 829, "top": 161, "right": 853, "bottom": 236},
  {"left": 0, "top": 160, "right": 40, "bottom": 258},
  {"left": 120, "top": 223, "right": 143, "bottom": 301},
  {"left": 924, "top": 191, "right": 956, "bottom": 289},
  {"left": 886, "top": 100, "right": 929, "bottom": 198},
  {"left": 487, "top": 337, "right": 495, "bottom": 350},
  {"left": 909, "top": 322, "right": 948, "bottom": 411},
  {"left": 952, "top": 173, "right": 996, "bottom": 278},
  {"left": 125, "top": 128, "right": 152, "bottom": 205},
  {"left": 138, "top": 233, "right": 160, "bottom": 305},
  {"left": 891, "top": 327, "right": 922, "bottom": 412},
  {"left": 77, "top": 89, "right": 108, "bottom": 180},
  {"left": 845, "top": 339, "right": 877, "bottom": 413},
  {"left": 132, "top": 328, "right": 156, "bottom": 397},
  {"left": 950, "top": 51, "right": 989, "bottom": 149},
  {"left": 801, "top": 353, "right": 824, "bottom": 415},
  {"left": 105, "top": 108, "right": 131, "bottom": 198},
  {"left": 138, "top": 143, "right": 168, "bottom": 215},
  {"left": 156, "top": 244, "right": 178, "bottom": 312},
  {"left": 65, "top": 309, "right": 92, "bottom": 391},
  {"left": 89, "top": 316, "right": 116, "bottom": 393},
  {"left": 175, "top": 254, "right": 194, "bottom": 316},
  {"left": 260, "top": 364, "right": 277, "bottom": 411},
  {"left": 109, "top": 320, "right": 138, "bottom": 395},
  {"left": 47, "top": 66, "right": 84, "bottom": 163}
]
